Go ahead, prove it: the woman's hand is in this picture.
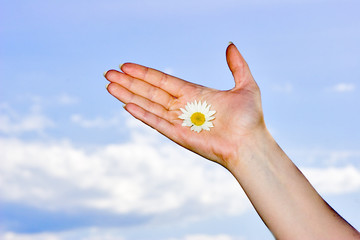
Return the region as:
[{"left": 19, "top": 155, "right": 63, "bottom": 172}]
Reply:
[
  {"left": 104, "top": 43, "right": 264, "bottom": 168},
  {"left": 104, "top": 43, "right": 360, "bottom": 239}
]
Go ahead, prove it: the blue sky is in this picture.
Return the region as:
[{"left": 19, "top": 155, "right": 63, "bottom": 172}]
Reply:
[{"left": 1, "top": 0, "right": 359, "bottom": 239}]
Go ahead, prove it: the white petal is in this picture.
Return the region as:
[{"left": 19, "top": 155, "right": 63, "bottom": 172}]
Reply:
[
  {"left": 208, "top": 110, "right": 216, "bottom": 116},
  {"left": 201, "top": 101, "right": 207, "bottom": 110},
  {"left": 192, "top": 101, "right": 198, "bottom": 111},
  {"left": 189, "top": 102, "right": 195, "bottom": 112},
  {"left": 205, "top": 122, "right": 214, "bottom": 128},
  {"left": 191, "top": 125, "right": 201, "bottom": 133},
  {"left": 179, "top": 100, "right": 216, "bottom": 133},
  {"left": 202, "top": 125, "right": 210, "bottom": 131},
  {"left": 180, "top": 108, "right": 187, "bottom": 114},
  {"left": 183, "top": 119, "right": 192, "bottom": 126},
  {"left": 205, "top": 104, "right": 211, "bottom": 113},
  {"left": 178, "top": 114, "right": 186, "bottom": 119}
]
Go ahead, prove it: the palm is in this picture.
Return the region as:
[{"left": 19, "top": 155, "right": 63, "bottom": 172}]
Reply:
[
  {"left": 106, "top": 44, "right": 264, "bottom": 167},
  {"left": 169, "top": 83, "right": 262, "bottom": 165}
]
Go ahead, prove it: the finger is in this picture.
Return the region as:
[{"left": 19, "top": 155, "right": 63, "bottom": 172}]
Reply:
[
  {"left": 121, "top": 63, "right": 188, "bottom": 97},
  {"left": 226, "top": 42, "right": 253, "bottom": 89},
  {"left": 107, "top": 82, "right": 173, "bottom": 121},
  {"left": 105, "top": 70, "right": 175, "bottom": 109},
  {"left": 124, "top": 102, "right": 182, "bottom": 143}
]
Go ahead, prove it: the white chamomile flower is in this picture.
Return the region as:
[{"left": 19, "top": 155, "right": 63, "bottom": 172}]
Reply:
[{"left": 178, "top": 100, "right": 216, "bottom": 133}]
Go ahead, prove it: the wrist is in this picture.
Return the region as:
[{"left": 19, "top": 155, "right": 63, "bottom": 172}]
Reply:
[{"left": 225, "top": 124, "right": 275, "bottom": 173}]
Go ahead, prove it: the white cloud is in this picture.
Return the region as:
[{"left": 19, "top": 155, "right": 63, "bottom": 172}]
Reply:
[
  {"left": 70, "top": 112, "right": 135, "bottom": 129},
  {"left": 170, "top": 234, "right": 244, "bottom": 240},
  {"left": 56, "top": 93, "right": 79, "bottom": 105},
  {"left": 289, "top": 148, "right": 360, "bottom": 166},
  {"left": 271, "top": 82, "right": 293, "bottom": 93},
  {"left": 1, "top": 113, "right": 360, "bottom": 226},
  {"left": 0, "top": 103, "right": 54, "bottom": 135},
  {"left": 0, "top": 122, "right": 249, "bottom": 221},
  {"left": 288, "top": 148, "right": 360, "bottom": 194},
  {"left": 70, "top": 114, "right": 112, "bottom": 128},
  {"left": 329, "top": 83, "right": 356, "bottom": 93},
  {"left": 0, "top": 229, "right": 243, "bottom": 240},
  {"left": 10, "top": 0, "right": 332, "bottom": 25},
  {"left": 116, "top": 0, "right": 333, "bottom": 15},
  {"left": 2, "top": 105, "right": 359, "bottom": 235},
  {"left": 0, "top": 93, "right": 78, "bottom": 135},
  {"left": 302, "top": 165, "right": 360, "bottom": 194},
  {"left": 1, "top": 232, "right": 61, "bottom": 240},
  {"left": 0, "top": 228, "right": 125, "bottom": 240},
  {"left": 0, "top": 92, "right": 84, "bottom": 137}
]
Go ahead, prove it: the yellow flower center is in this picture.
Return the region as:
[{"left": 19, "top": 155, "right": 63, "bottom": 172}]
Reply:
[{"left": 190, "top": 112, "right": 206, "bottom": 126}]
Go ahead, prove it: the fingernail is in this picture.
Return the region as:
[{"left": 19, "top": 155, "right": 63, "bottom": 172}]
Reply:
[
  {"left": 106, "top": 83, "right": 110, "bottom": 89},
  {"left": 228, "top": 41, "right": 234, "bottom": 46},
  {"left": 103, "top": 70, "right": 108, "bottom": 77},
  {"left": 119, "top": 64, "right": 123, "bottom": 70},
  {"left": 123, "top": 104, "right": 127, "bottom": 109}
]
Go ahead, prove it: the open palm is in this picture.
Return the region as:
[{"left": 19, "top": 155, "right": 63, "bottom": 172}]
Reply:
[{"left": 105, "top": 44, "right": 265, "bottom": 168}]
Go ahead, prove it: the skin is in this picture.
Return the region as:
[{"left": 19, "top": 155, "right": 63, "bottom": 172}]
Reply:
[{"left": 104, "top": 43, "right": 360, "bottom": 239}]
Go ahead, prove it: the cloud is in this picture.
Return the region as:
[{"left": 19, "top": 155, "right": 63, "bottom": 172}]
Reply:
[
  {"left": 56, "top": 93, "right": 79, "bottom": 105},
  {"left": 289, "top": 148, "right": 360, "bottom": 194},
  {"left": 70, "top": 114, "right": 113, "bottom": 128},
  {"left": 0, "top": 228, "right": 126, "bottom": 240},
  {"left": 0, "top": 124, "right": 249, "bottom": 230},
  {"left": 2, "top": 128, "right": 359, "bottom": 233},
  {"left": 4, "top": 0, "right": 331, "bottom": 30},
  {"left": 0, "top": 93, "right": 78, "bottom": 135},
  {"left": 302, "top": 165, "right": 360, "bottom": 194},
  {"left": 171, "top": 234, "right": 244, "bottom": 240},
  {"left": 70, "top": 112, "right": 129, "bottom": 129},
  {"left": 0, "top": 230, "right": 243, "bottom": 240},
  {"left": 1, "top": 232, "right": 61, "bottom": 240},
  {"left": 2, "top": 108, "right": 359, "bottom": 233},
  {"left": 289, "top": 148, "right": 360, "bottom": 167},
  {"left": 329, "top": 83, "right": 356, "bottom": 93},
  {"left": 271, "top": 82, "right": 293, "bottom": 93},
  {"left": 0, "top": 103, "right": 54, "bottom": 135}
]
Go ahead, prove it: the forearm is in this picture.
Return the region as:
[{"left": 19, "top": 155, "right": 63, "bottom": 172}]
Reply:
[
  {"left": 106, "top": 44, "right": 359, "bottom": 239},
  {"left": 227, "top": 128, "right": 360, "bottom": 239}
]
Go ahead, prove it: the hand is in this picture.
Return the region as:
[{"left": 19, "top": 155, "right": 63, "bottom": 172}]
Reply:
[
  {"left": 105, "top": 43, "right": 265, "bottom": 168},
  {"left": 105, "top": 44, "right": 360, "bottom": 239}
]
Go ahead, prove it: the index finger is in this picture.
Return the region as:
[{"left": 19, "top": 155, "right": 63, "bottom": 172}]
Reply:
[{"left": 121, "top": 63, "right": 188, "bottom": 97}]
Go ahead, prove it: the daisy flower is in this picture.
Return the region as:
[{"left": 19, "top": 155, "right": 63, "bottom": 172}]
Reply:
[{"left": 178, "top": 100, "right": 216, "bottom": 133}]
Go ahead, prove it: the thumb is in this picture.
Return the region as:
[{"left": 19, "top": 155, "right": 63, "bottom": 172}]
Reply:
[{"left": 226, "top": 42, "right": 253, "bottom": 89}]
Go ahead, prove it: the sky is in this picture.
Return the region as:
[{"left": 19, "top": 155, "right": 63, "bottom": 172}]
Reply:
[{"left": 0, "top": 0, "right": 360, "bottom": 239}]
